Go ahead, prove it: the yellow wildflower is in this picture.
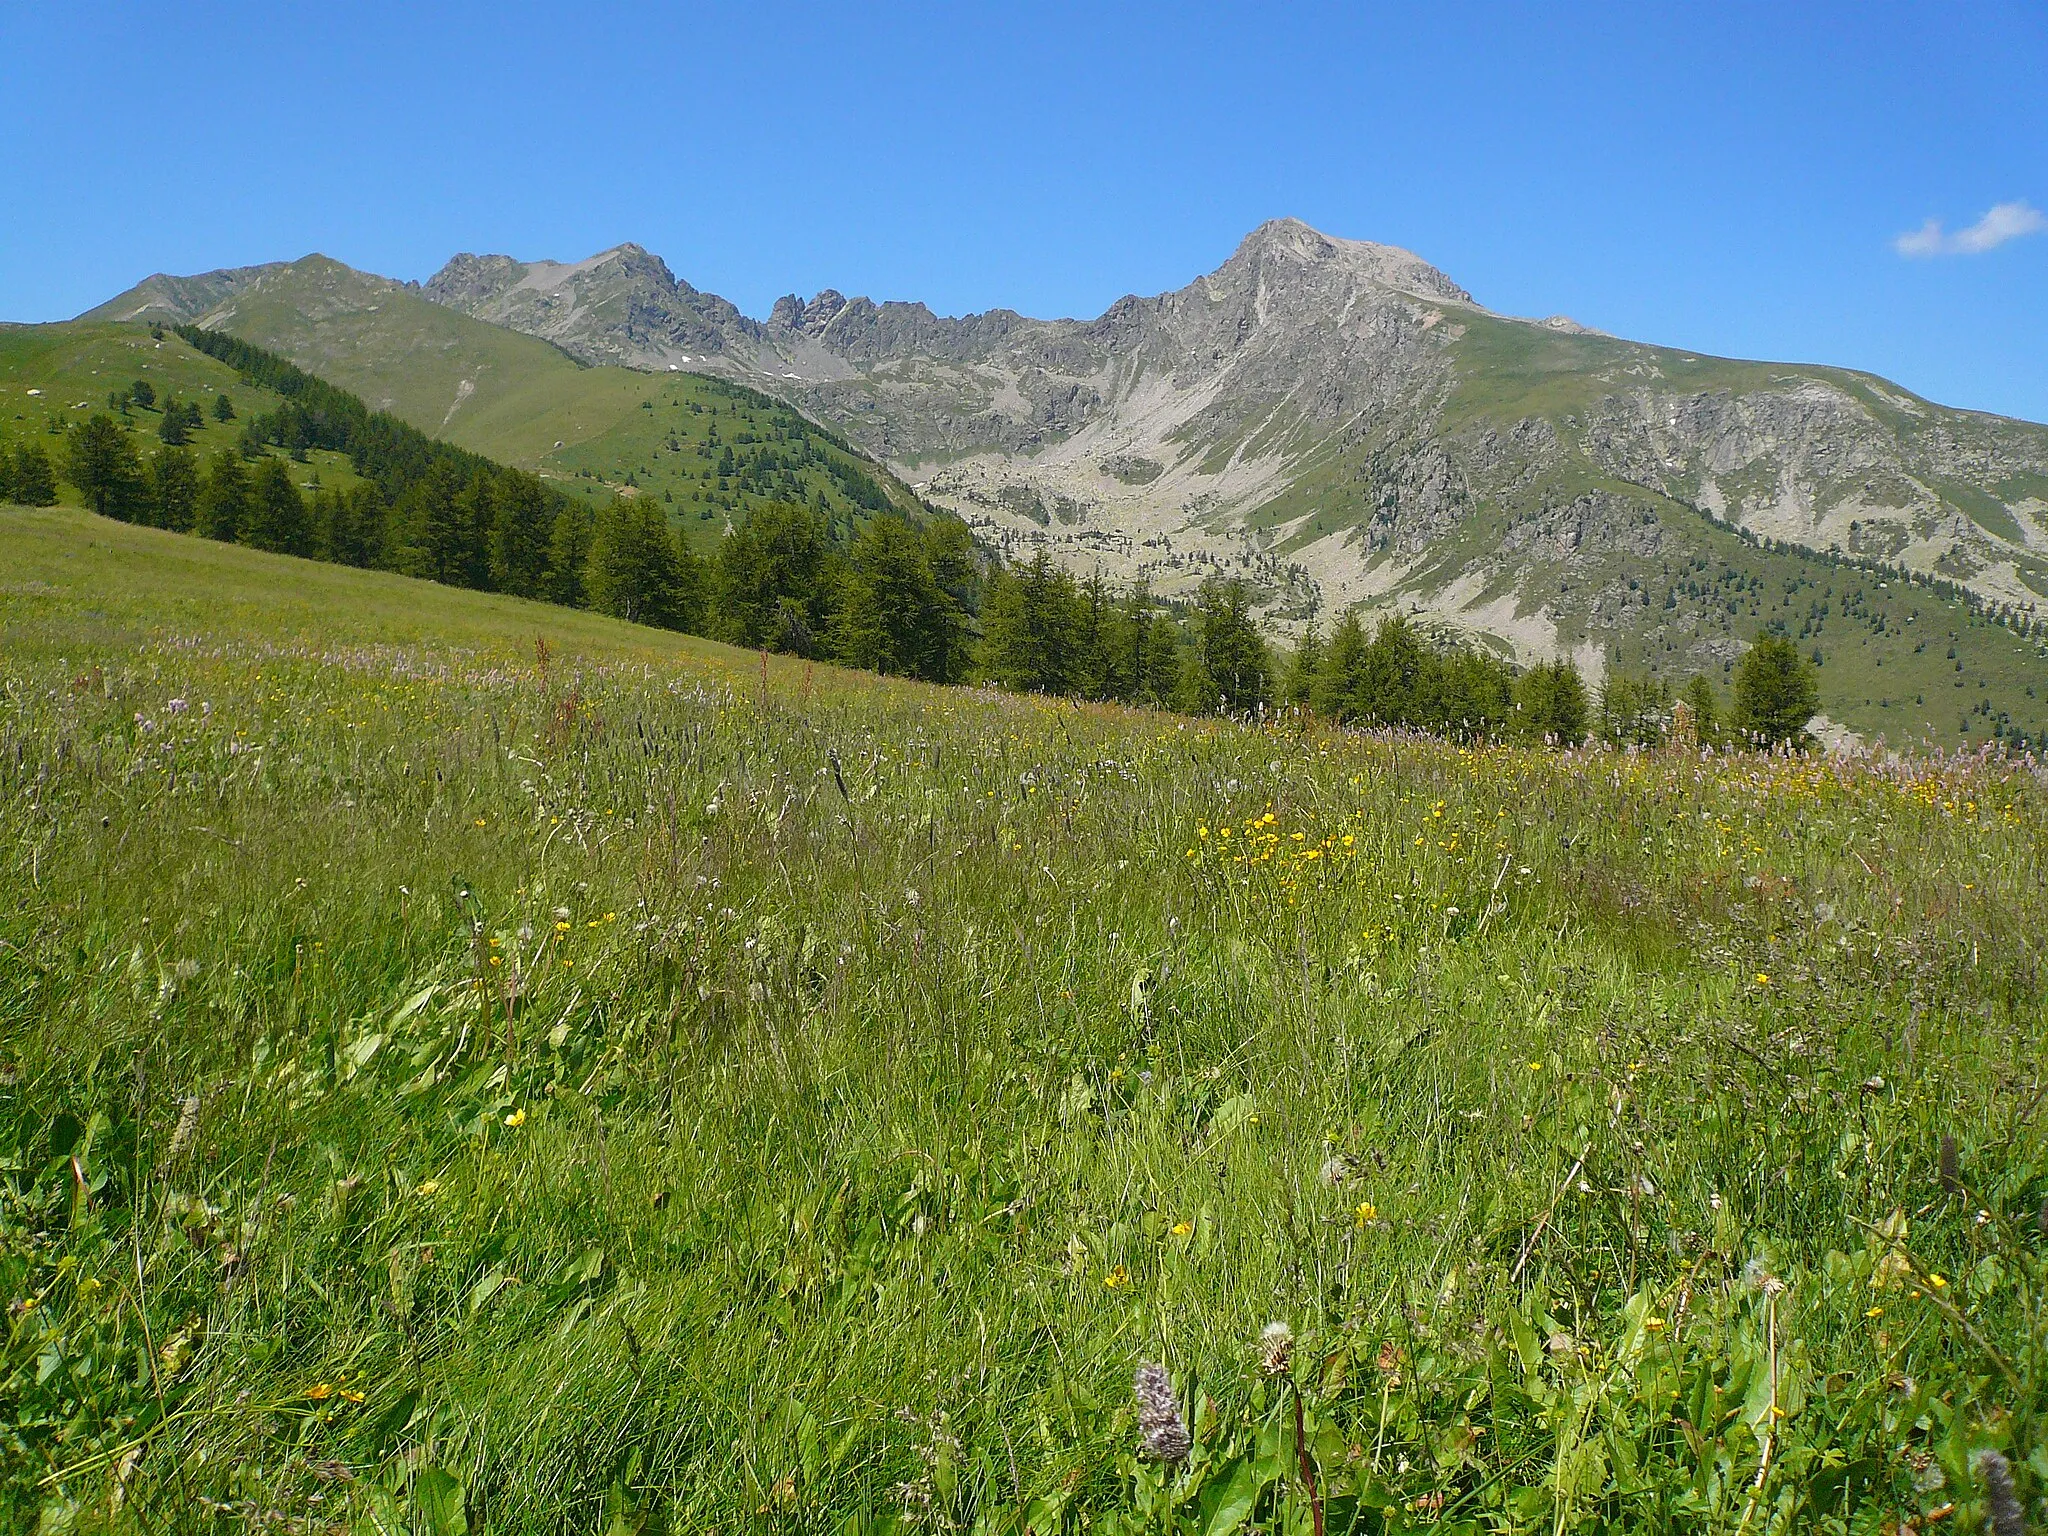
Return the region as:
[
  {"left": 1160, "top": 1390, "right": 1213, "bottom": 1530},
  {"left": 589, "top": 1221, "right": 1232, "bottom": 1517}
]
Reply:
[{"left": 503, "top": 1108, "right": 527, "bottom": 1128}]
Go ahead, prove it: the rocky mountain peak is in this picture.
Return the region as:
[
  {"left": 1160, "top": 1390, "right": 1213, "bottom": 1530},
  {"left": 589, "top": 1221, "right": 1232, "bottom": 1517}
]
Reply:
[{"left": 1228, "top": 217, "right": 1474, "bottom": 305}]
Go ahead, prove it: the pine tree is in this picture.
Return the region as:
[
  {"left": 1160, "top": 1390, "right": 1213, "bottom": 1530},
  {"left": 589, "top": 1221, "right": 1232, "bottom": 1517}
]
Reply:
[
  {"left": 63, "top": 414, "right": 145, "bottom": 519},
  {"left": 245, "top": 456, "right": 312, "bottom": 555},
  {"left": 1515, "top": 661, "right": 1590, "bottom": 745},
  {"left": 129, "top": 379, "right": 155, "bottom": 409},
  {"left": 715, "top": 502, "right": 836, "bottom": 653},
  {"left": 1286, "top": 622, "right": 1322, "bottom": 708},
  {"left": 147, "top": 445, "right": 200, "bottom": 532},
  {"left": 1680, "top": 674, "right": 1721, "bottom": 745},
  {"left": 11, "top": 441, "right": 59, "bottom": 506},
  {"left": 212, "top": 392, "right": 235, "bottom": 422},
  {"left": 586, "top": 501, "right": 703, "bottom": 631},
  {"left": 1191, "top": 578, "right": 1270, "bottom": 715},
  {"left": 1732, "top": 634, "right": 1818, "bottom": 748},
  {"left": 543, "top": 504, "right": 594, "bottom": 607},
  {"left": 196, "top": 449, "right": 252, "bottom": 541},
  {"left": 157, "top": 398, "right": 190, "bottom": 445},
  {"left": 1312, "top": 613, "right": 1369, "bottom": 720}
]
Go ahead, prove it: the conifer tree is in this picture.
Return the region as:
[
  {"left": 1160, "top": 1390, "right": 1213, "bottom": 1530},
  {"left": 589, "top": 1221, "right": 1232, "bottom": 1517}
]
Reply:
[
  {"left": 196, "top": 449, "right": 251, "bottom": 541},
  {"left": 212, "top": 392, "right": 235, "bottom": 422},
  {"left": 716, "top": 502, "right": 836, "bottom": 653},
  {"left": 11, "top": 441, "right": 59, "bottom": 506},
  {"left": 147, "top": 445, "right": 200, "bottom": 532},
  {"left": 1191, "top": 578, "right": 1270, "bottom": 715},
  {"left": 542, "top": 503, "right": 594, "bottom": 607},
  {"left": 157, "top": 398, "right": 190, "bottom": 445},
  {"left": 129, "top": 379, "right": 155, "bottom": 409},
  {"left": 245, "top": 456, "right": 312, "bottom": 555},
  {"left": 1515, "top": 661, "right": 1590, "bottom": 744},
  {"left": 1732, "top": 634, "right": 1818, "bottom": 748},
  {"left": 1286, "top": 622, "right": 1322, "bottom": 708},
  {"left": 64, "top": 414, "right": 145, "bottom": 519},
  {"left": 1680, "top": 674, "right": 1721, "bottom": 745}
]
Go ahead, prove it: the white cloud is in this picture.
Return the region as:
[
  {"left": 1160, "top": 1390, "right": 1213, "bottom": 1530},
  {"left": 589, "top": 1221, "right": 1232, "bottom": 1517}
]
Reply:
[{"left": 1895, "top": 200, "right": 2047, "bottom": 257}]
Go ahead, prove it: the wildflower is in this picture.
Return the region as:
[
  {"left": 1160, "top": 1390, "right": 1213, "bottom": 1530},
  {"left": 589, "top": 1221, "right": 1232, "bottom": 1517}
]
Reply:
[
  {"left": 1133, "top": 1362, "right": 1190, "bottom": 1462},
  {"left": 1928, "top": 1273, "right": 1947, "bottom": 1290},
  {"left": 1973, "top": 1449, "right": 2025, "bottom": 1536},
  {"left": 1169, "top": 1221, "right": 1193, "bottom": 1238},
  {"left": 1753, "top": 972, "right": 1771, "bottom": 987},
  {"left": 1865, "top": 1306, "right": 1883, "bottom": 1319},
  {"left": 416, "top": 1180, "right": 440, "bottom": 1197},
  {"left": 1258, "top": 1320, "right": 1294, "bottom": 1376},
  {"left": 339, "top": 1388, "right": 365, "bottom": 1404},
  {"left": 1355, "top": 1201, "right": 1378, "bottom": 1228},
  {"left": 1103, "top": 1265, "right": 1129, "bottom": 1288},
  {"left": 306, "top": 1383, "right": 334, "bottom": 1401},
  {"left": 1527, "top": 1061, "right": 1543, "bottom": 1072},
  {"left": 503, "top": 1108, "right": 527, "bottom": 1128}
]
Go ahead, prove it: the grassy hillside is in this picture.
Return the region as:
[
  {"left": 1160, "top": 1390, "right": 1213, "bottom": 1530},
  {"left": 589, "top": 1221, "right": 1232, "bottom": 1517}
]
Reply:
[
  {"left": 3, "top": 506, "right": 2044, "bottom": 1532},
  {"left": 85, "top": 257, "right": 925, "bottom": 545},
  {"left": 0, "top": 321, "right": 367, "bottom": 497}
]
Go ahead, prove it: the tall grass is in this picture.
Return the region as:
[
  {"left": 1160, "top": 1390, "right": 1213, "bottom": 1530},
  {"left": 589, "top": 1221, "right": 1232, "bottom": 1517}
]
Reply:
[{"left": 2, "top": 508, "right": 2044, "bottom": 1534}]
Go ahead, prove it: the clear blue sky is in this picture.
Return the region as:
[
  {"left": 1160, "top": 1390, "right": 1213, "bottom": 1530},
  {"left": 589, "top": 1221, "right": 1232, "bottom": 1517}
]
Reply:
[{"left": 5, "top": 2, "right": 2044, "bottom": 422}]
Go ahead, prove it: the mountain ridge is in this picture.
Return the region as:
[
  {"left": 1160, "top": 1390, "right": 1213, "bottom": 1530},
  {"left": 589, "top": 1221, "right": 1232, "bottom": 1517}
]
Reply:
[{"left": 77, "top": 223, "right": 2048, "bottom": 746}]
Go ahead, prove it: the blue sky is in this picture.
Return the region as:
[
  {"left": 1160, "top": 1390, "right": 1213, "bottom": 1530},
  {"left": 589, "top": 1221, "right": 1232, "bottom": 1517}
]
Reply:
[{"left": 4, "top": 2, "right": 2044, "bottom": 422}]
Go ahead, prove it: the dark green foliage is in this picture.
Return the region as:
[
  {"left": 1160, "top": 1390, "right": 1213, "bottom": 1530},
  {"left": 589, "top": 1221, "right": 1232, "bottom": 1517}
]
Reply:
[
  {"left": 1734, "top": 633, "right": 1821, "bottom": 747},
  {"left": 586, "top": 501, "right": 705, "bottom": 632},
  {"left": 1598, "top": 670, "right": 1672, "bottom": 748},
  {"left": 128, "top": 378, "right": 154, "bottom": 409},
  {"left": 542, "top": 503, "right": 593, "bottom": 609},
  {"left": 146, "top": 445, "right": 199, "bottom": 533},
  {"left": 832, "top": 516, "right": 974, "bottom": 682},
  {"left": 155, "top": 397, "right": 201, "bottom": 446},
  {"left": 981, "top": 553, "right": 1082, "bottom": 695},
  {"left": 244, "top": 457, "right": 312, "bottom": 557},
  {"left": 715, "top": 502, "right": 837, "bottom": 655},
  {"left": 1307, "top": 613, "right": 1520, "bottom": 739},
  {"left": 1515, "top": 660, "right": 1591, "bottom": 745},
  {"left": 212, "top": 391, "right": 235, "bottom": 422},
  {"left": 196, "top": 449, "right": 251, "bottom": 542},
  {"left": 1188, "top": 578, "right": 1271, "bottom": 716},
  {"left": 62, "top": 413, "right": 145, "bottom": 520},
  {"left": 1286, "top": 622, "right": 1322, "bottom": 707},
  {"left": 10, "top": 441, "right": 59, "bottom": 507},
  {"left": 1681, "top": 672, "right": 1722, "bottom": 744}
]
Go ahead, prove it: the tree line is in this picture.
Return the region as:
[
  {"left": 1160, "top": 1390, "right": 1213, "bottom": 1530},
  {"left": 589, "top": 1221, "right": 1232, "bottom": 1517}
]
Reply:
[{"left": 17, "top": 329, "right": 1829, "bottom": 745}]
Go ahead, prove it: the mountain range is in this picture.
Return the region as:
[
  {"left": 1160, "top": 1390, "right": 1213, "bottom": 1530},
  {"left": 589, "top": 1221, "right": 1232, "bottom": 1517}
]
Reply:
[{"left": 70, "top": 220, "right": 2048, "bottom": 744}]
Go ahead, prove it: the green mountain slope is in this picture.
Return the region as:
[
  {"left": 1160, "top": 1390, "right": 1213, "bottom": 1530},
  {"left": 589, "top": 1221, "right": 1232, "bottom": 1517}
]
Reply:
[
  {"left": 85, "top": 257, "right": 928, "bottom": 547},
  {"left": 0, "top": 321, "right": 368, "bottom": 498}
]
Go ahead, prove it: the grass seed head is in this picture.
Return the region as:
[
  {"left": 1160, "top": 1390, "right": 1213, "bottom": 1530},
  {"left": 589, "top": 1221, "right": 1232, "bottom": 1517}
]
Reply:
[{"left": 166, "top": 1095, "right": 201, "bottom": 1166}]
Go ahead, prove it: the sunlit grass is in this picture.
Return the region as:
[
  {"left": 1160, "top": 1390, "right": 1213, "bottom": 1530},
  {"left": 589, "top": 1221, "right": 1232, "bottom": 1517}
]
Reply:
[{"left": 2, "top": 508, "right": 2043, "bottom": 1533}]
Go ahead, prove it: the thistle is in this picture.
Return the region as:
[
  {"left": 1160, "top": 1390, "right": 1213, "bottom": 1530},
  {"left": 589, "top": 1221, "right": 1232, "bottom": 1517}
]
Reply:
[
  {"left": 1972, "top": 1449, "right": 2025, "bottom": 1536},
  {"left": 1259, "top": 1320, "right": 1295, "bottom": 1377},
  {"left": 1133, "top": 1362, "right": 1190, "bottom": 1462}
]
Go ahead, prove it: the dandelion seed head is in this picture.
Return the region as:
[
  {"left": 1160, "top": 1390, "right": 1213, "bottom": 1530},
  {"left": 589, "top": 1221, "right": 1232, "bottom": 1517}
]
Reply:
[{"left": 1258, "top": 1320, "right": 1294, "bottom": 1376}]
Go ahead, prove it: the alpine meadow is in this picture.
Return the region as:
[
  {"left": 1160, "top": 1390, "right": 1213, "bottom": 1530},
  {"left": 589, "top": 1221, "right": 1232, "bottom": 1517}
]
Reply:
[{"left": 4, "top": 162, "right": 2048, "bottom": 1536}]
